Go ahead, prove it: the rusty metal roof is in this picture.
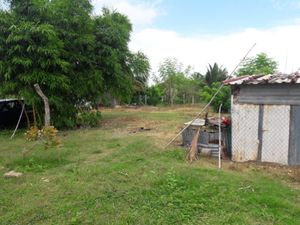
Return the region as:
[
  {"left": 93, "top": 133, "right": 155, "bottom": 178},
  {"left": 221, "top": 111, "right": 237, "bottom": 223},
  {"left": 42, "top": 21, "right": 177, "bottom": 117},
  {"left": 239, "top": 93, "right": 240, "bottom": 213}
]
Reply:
[{"left": 224, "top": 72, "right": 300, "bottom": 85}]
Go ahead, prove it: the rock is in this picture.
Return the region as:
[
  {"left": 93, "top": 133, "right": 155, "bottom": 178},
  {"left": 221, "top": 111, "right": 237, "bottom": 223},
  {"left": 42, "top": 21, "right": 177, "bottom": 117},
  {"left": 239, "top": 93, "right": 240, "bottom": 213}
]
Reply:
[
  {"left": 41, "top": 177, "right": 49, "bottom": 182},
  {"left": 4, "top": 170, "right": 23, "bottom": 178}
]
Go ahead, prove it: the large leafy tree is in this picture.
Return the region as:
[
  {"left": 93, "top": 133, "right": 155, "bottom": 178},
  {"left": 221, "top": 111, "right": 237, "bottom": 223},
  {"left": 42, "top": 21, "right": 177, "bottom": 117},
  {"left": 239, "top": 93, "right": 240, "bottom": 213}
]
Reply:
[
  {"left": 49, "top": 0, "right": 102, "bottom": 107},
  {"left": 0, "top": 0, "right": 73, "bottom": 127},
  {"left": 205, "top": 63, "right": 228, "bottom": 87},
  {"left": 94, "top": 8, "right": 133, "bottom": 104},
  {"left": 0, "top": 1, "right": 148, "bottom": 127},
  {"left": 237, "top": 52, "right": 278, "bottom": 76}
]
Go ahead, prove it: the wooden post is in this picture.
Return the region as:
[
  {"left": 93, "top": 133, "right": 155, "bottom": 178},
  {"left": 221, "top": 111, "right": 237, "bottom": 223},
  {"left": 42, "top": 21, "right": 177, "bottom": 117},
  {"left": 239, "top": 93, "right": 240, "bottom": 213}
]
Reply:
[{"left": 34, "top": 84, "right": 50, "bottom": 127}]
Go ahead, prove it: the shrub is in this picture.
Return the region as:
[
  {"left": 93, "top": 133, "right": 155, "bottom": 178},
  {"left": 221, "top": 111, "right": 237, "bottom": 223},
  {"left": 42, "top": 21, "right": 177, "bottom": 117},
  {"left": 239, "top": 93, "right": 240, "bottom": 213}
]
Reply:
[
  {"left": 146, "top": 86, "right": 163, "bottom": 105},
  {"left": 25, "top": 126, "right": 61, "bottom": 149},
  {"left": 202, "top": 82, "right": 231, "bottom": 112},
  {"left": 76, "top": 110, "right": 102, "bottom": 128}
]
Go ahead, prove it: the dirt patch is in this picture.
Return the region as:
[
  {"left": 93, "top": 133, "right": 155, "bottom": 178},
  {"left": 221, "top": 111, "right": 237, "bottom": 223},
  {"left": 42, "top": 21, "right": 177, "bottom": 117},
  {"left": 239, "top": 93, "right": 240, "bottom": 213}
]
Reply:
[
  {"left": 221, "top": 160, "right": 300, "bottom": 184},
  {"left": 129, "top": 127, "right": 152, "bottom": 134}
]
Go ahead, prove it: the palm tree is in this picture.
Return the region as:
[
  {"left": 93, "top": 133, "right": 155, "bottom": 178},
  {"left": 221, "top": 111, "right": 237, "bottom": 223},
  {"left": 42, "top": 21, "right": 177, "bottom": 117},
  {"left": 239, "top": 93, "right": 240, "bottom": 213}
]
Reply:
[{"left": 205, "top": 63, "right": 228, "bottom": 86}]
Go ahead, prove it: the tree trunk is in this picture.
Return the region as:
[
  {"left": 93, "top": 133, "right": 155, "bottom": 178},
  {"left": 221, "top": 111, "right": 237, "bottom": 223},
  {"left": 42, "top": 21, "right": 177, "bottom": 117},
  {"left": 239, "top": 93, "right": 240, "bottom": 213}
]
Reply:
[
  {"left": 34, "top": 84, "right": 50, "bottom": 127},
  {"left": 111, "top": 98, "right": 118, "bottom": 108},
  {"left": 192, "top": 96, "right": 195, "bottom": 105}
]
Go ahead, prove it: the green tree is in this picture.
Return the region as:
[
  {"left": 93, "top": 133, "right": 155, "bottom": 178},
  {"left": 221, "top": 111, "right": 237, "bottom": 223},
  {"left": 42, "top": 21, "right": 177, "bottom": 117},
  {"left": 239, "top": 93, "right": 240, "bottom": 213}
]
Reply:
[
  {"left": 50, "top": 0, "right": 102, "bottom": 107},
  {"left": 93, "top": 8, "right": 133, "bottom": 105},
  {"left": 158, "top": 58, "right": 184, "bottom": 105},
  {"left": 237, "top": 52, "right": 278, "bottom": 76},
  {"left": 130, "top": 51, "right": 150, "bottom": 104},
  {"left": 1, "top": 0, "right": 103, "bottom": 128},
  {"left": 1, "top": 2, "right": 150, "bottom": 127},
  {"left": 205, "top": 63, "right": 228, "bottom": 87},
  {"left": 190, "top": 72, "right": 205, "bottom": 103},
  {"left": 0, "top": 15, "right": 72, "bottom": 127},
  {"left": 130, "top": 51, "right": 150, "bottom": 89}
]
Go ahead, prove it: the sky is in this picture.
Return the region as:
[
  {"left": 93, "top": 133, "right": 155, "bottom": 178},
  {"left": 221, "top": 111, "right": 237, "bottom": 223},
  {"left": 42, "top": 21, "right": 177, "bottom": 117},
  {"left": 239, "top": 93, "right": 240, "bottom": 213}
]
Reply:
[
  {"left": 92, "top": 0, "right": 300, "bottom": 77},
  {"left": 2, "top": 0, "right": 300, "bottom": 77}
]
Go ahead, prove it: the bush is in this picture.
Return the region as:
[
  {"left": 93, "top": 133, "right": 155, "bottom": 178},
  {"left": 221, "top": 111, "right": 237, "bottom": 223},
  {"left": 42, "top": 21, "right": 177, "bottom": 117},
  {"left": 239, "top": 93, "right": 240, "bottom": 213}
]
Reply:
[
  {"left": 76, "top": 110, "right": 102, "bottom": 128},
  {"left": 202, "top": 82, "right": 231, "bottom": 112},
  {"left": 146, "top": 86, "right": 163, "bottom": 105},
  {"left": 25, "top": 126, "right": 61, "bottom": 149}
]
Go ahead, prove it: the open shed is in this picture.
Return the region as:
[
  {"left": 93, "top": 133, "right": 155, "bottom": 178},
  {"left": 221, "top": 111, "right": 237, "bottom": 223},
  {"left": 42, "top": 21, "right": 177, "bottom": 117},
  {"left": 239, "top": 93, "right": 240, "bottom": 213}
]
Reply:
[{"left": 224, "top": 73, "right": 300, "bottom": 165}]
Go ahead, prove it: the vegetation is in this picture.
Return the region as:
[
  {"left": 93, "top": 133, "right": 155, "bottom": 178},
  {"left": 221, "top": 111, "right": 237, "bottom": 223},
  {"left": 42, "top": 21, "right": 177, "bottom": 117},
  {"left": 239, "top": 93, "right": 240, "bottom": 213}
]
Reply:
[
  {"left": 0, "top": 1, "right": 280, "bottom": 119},
  {"left": 151, "top": 58, "right": 204, "bottom": 106},
  {"left": 205, "top": 63, "right": 228, "bottom": 87},
  {"left": 148, "top": 59, "right": 230, "bottom": 111},
  {"left": 202, "top": 82, "right": 231, "bottom": 112},
  {"left": 0, "top": 0, "right": 150, "bottom": 128},
  {"left": 1, "top": 107, "right": 299, "bottom": 224},
  {"left": 237, "top": 52, "right": 278, "bottom": 76},
  {"left": 76, "top": 110, "right": 102, "bottom": 128}
]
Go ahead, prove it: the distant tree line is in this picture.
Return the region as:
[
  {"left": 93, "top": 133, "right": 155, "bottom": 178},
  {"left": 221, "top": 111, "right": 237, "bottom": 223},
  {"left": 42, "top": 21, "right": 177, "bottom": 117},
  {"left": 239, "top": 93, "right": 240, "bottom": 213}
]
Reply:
[{"left": 144, "top": 53, "right": 278, "bottom": 112}]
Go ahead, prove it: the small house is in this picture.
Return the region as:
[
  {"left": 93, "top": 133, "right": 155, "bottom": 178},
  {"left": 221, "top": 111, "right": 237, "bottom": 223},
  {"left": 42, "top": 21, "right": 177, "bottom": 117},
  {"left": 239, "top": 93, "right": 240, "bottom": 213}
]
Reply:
[{"left": 225, "top": 73, "right": 300, "bottom": 165}]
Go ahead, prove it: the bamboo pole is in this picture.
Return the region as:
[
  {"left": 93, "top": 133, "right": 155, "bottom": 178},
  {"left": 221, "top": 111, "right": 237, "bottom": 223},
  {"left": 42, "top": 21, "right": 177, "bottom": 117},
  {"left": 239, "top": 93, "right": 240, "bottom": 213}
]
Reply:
[{"left": 165, "top": 43, "right": 256, "bottom": 148}]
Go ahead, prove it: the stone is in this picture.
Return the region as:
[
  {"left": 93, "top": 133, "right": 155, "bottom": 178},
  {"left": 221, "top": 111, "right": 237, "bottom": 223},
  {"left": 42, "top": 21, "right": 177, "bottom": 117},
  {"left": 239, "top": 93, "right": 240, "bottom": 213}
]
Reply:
[{"left": 4, "top": 170, "right": 23, "bottom": 178}]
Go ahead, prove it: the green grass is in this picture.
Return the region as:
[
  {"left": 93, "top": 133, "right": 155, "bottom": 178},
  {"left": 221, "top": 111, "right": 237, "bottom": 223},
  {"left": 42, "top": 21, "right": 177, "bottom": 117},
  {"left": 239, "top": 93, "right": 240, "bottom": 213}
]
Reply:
[{"left": 0, "top": 107, "right": 299, "bottom": 225}]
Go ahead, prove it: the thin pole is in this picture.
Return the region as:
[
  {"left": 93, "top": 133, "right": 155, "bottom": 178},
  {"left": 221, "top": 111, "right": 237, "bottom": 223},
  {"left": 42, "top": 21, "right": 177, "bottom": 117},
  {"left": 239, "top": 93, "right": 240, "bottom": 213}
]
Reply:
[
  {"left": 218, "top": 104, "right": 222, "bottom": 169},
  {"left": 165, "top": 43, "right": 256, "bottom": 148},
  {"left": 10, "top": 102, "right": 25, "bottom": 139}
]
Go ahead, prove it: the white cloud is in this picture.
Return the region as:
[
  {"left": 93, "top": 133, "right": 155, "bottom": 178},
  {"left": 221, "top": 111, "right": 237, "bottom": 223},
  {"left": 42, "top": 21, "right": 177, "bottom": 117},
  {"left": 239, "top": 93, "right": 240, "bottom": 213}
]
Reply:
[
  {"left": 270, "top": 0, "right": 300, "bottom": 9},
  {"left": 130, "top": 21, "right": 300, "bottom": 77},
  {"left": 92, "top": 0, "right": 161, "bottom": 25},
  {"left": 91, "top": 0, "right": 300, "bottom": 78}
]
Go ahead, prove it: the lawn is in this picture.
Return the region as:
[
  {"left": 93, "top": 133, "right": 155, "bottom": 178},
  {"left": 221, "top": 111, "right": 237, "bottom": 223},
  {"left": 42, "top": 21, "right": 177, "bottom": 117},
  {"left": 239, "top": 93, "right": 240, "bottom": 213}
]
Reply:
[{"left": 0, "top": 106, "right": 300, "bottom": 225}]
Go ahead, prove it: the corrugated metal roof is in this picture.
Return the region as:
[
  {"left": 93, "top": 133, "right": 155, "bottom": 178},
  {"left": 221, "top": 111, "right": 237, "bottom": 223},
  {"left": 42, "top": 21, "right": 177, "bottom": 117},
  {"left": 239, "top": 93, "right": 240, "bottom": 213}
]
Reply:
[
  {"left": 0, "top": 99, "right": 19, "bottom": 103},
  {"left": 224, "top": 72, "right": 300, "bottom": 85}
]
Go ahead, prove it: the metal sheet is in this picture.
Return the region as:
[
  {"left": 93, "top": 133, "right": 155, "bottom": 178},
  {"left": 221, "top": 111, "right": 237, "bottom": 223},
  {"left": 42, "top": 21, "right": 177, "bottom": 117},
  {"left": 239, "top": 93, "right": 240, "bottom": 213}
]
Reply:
[
  {"left": 231, "top": 103, "right": 259, "bottom": 161},
  {"left": 288, "top": 106, "right": 300, "bottom": 165},
  {"left": 237, "top": 84, "right": 300, "bottom": 105},
  {"left": 261, "top": 105, "right": 290, "bottom": 164}
]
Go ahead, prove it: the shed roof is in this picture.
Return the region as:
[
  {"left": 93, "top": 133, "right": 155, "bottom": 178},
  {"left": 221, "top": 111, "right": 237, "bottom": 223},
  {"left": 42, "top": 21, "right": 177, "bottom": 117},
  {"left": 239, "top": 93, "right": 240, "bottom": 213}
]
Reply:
[{"left": 224, "top": 72, "right": 300, "bottom": 85}]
